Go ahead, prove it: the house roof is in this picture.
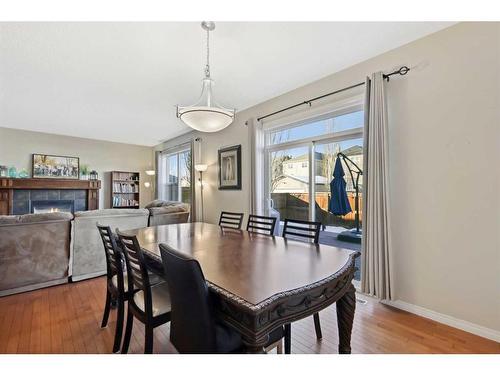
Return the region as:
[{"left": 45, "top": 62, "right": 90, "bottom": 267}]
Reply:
[{"left": 284, "top": 146, "right": 362, "bottom": 164}]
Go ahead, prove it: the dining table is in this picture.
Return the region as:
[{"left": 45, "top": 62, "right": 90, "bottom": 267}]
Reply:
[{"left": 123, "top": 222, "right": 360, "bottom": 354}]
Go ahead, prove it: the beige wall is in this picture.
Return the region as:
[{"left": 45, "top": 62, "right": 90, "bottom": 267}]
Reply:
[
  {"left": 157, "top": 22, "right": 500, "bottom": 334},
  {"left": 0, "top": 127, "right": 155, "bottom": 207}
]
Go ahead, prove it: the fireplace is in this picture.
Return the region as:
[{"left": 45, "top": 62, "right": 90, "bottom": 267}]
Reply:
[{"left": 31, "top": 200, "right": 74, "bottom": 214}]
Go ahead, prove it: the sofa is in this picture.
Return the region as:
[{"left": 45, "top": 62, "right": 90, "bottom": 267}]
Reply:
[
  {"left": 0, "top": 212, "right": 73, "bottom": 297},
  {"left": 0, "top": 200, "right": 190, "bottom": 296},
  {"left": 145, "top": 200, "right": 191, "bottom": 226},
  {"left": 71, "top": 208, "right": 150, "bottom": 281}
]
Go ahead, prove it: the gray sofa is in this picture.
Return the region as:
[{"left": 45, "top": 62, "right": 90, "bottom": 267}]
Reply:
[
  {"left": 0, "top": 212, "right": 73, "bottom": 297},
  {"left": 71, "top": 208, "right": 150, "bottom": 281},
  {"left": 145, "top": 200, "right": 190, "bottom": 226},
  {"left": 0, "top": 200, "right": 190, "bottom": 295}
]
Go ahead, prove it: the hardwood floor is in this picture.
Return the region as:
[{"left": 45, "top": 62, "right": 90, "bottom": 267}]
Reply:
[{"left": 0, "top": 277, "right": 498, "bottom": 354}]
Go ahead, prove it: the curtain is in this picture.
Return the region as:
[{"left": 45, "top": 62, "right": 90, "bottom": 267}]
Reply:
[
  {"left": 248, "top": 117, "right": 265, "bottom": 215},
  {"left": 361, "top": 72, "right": 394, "bottom": 300}
]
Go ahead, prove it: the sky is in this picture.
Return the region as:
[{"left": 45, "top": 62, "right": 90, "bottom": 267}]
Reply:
[{"left": 271, "top": 110, "right": 364, "bottom": 158}]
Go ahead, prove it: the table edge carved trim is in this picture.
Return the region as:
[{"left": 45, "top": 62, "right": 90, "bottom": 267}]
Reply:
[{"left": 212, "top": 252, "right": 359, "bottom": 345}]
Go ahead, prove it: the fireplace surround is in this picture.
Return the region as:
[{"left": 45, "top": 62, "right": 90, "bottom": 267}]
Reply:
[{"left": 0, "top": 178, "right": 100, "bottom": 215}]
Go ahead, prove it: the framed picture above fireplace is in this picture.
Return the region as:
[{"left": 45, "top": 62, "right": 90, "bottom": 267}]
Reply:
[{"left": 32, "top": 153, "right": 80, "bottom": 180}]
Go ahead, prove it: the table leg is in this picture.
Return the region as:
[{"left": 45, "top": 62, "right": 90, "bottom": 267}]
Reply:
[{"left": 336, "top": 283, "right": 356, "bottom": 354}]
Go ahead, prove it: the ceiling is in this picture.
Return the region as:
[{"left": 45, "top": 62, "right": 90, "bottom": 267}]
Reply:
[{"left": 0, "top": 22, "right": 453, "bottom": 146}]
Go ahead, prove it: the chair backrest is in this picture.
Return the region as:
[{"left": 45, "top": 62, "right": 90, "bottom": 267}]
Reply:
[
  {"left": 159, "top": 243, "right": 216, "bottom": 353},
  {"left": 246, "top": 214, "right": 277, "bottom": 236},
  {"left": 282, "top": 218, "right": 321, "bottom": 244},
  {"left": 117, "top": 230, "right": 153, "bottom": 315},
  {"left": 218, "top": 211, "right": 244, "bottom": 229},
  {"left": 96, "top": 223, "right": 124, "bottom": 287}
]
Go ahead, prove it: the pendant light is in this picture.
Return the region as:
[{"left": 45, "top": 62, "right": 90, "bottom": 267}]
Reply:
[{"left": 176, "top": 21, "right": 235, "bottom": 132}]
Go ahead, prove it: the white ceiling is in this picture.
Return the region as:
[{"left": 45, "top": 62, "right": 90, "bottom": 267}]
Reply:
[{"left": 0, "top": 22, "right": 453, "bottom": 146}]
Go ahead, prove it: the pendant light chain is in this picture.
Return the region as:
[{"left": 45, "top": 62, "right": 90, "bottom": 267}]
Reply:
[{"left": 204, "top": 28, "right": 210, "bottom": 78}]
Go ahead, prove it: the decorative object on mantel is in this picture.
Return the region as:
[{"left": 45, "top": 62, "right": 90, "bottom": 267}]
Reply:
[
  {"left": 89, "top": 170, "right": 98, "bottom": 180},
  {"left": 0, "top": 165, "right": 8, "bottom": 177},
  {"left": 80, "top": 164, "right": 89, "bottom": 180},
  {"left": 218, "top": 144, "right": 241, "bottom": 190},
  {"left": 18, "top": 168, "right": 29, "bottom": 178},
  {"left": 176, "top": 22, "right": 235, "bottom": 133},
  {"left": 8, "top": 166, "right": 17, "bottom": 178},
  {"left": 32, "top": 153, "right": 79, "bottom": 180}
]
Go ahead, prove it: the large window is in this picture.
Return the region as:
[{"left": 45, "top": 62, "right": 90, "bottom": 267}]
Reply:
[
  {"left": 264, "top": 105, "right": 364, "bottom": 280},
  {"left": 158, "top": 146, "right": 192, "bottom": 205}
]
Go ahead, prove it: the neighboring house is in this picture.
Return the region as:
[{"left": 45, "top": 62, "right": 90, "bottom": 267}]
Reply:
[{"left": 276, "top": 146, "right": 363, "bottom": 193}]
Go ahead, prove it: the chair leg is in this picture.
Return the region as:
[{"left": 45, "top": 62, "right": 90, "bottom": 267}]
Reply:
[
  {"left": 284, "top": 324, "right": 291, "bottom": 354},
  {"left": 276, "top": 341, "right": 283, "bottom": 354},
  {"left": 144, "top": 325, "right": 154, "bottom": 354},
  {"left": 100, "top": 290, "right": 111, "bottom": 328},
  {"left": 121, "top": 305, "right": 134, "bottom": 354},
  {"left": 313, "top": 312, "right": 322, "bottom": 340},
  {"left": 112, "top": 298, "right": 125, "bottom": 353}
]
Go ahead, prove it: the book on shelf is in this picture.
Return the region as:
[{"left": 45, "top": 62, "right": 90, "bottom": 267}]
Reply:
[
  {"left": 112, "top": 195, "right": 139, "bottom": 207},
  {"left": 113, "top": 182, "right": 139, "bottom": 193},
  {"left": 113, "top": 172, "right": 139, "bottom": 181}
]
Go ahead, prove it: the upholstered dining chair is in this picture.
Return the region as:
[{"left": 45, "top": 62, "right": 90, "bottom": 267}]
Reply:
[
  {"left": 282, "top": 218, "right": 323, "bottom": 351},
  {"left": 246, "top": 214, "right": 277, "bottom": 236},
  {"left": 159, "top": 243, "right": 288, "bottom": 354},
  {"left": 117, "top": 230, "right": 171, "bottom": 354},
  {"left": 97, "top": 223, "right": 129, "bottom": 353},
  {"left": 218, "top": 211, "right": 244, "bottom": 229}
]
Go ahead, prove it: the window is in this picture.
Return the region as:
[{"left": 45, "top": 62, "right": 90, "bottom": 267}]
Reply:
[
  {"left": 264, "top": 106, "right": 364, "bottom": 281},
  {"left": 268, "top": 111, "right": 364, "bottom": 145},
  {"left": 158, "top": 146, "right": 192, "bottom": 205}
]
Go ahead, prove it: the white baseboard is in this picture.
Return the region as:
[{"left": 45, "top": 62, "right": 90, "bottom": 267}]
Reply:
[{"left": 382, "top": 299, "right": 500, "bottom": 343}]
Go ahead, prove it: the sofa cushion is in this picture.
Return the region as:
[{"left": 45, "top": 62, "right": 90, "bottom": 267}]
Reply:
[
  {"left": 0, "top": 212, "right": 73, "bottom": 226},
  {"left": 74, "top": 208, "right": 149, "bottom": 217},
  {"left": 144, "top": 200, "right": 169, "bottom": 208},
  {"left": 148, "top": 204, "right": 189, "bottom": 215}
]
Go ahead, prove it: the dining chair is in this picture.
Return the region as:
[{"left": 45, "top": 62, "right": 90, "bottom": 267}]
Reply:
[
  {"left": 117, "top": 230, "right": 171, "bottom": 354},
  {"left": 282, "top": 218, "right": 323, "bottom": 350},
  {"left": 246, "top": 214, "right": 277, "bottom": 236},
  {"left": 97, "top": 223, "right": 129, "bottom": 353},
  {"left": 218, "top": 211, "right": 244, "bottom": 229},
  {"left": 282, "top": 218, "right": 321, "bottom": 244},
  {"left": 159, "top": 243, "right": 288, "bottom": 354}
]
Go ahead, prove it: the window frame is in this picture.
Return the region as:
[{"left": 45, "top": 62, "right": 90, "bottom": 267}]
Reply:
[
  {"left": 157, "top": 142, "right": 192, "bottom": 204},
  {"left": 263, "top": 100, "right": 364, "bottom": 221}
]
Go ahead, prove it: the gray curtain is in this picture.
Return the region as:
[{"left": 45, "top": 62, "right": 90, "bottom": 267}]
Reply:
[
  {"left": 361, "top": 72, "right": 394, "bottom": 300},
  {"left": 247, "top": 117, "right": 265, "bottom": 215}
]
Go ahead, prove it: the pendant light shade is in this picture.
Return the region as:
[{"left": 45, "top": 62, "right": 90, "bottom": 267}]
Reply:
[{"left": 176, "top": 22, "right": 235, "bottom": 132}]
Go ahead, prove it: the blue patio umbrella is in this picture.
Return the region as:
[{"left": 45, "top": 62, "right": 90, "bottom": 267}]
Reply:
[{"left": 328, "top": 157, "right": 352, "bottom": 216}]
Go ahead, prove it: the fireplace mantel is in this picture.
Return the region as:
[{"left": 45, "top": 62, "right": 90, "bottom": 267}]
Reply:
[{"left": 0, "top": 178, "right": 101, "bottom": 215}]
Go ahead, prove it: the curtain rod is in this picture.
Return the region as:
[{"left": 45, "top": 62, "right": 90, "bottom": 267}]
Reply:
[{"left": 256, "top": 66, "right": 410, "bottom": 122}]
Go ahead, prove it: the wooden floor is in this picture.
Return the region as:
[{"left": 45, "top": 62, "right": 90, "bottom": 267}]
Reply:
[{"left": 0, "top": 277, "right": 498, "bottom": 354}]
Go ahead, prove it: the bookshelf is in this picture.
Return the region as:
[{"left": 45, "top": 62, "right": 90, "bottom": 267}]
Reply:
[{"left": 110, "top": 171, "right": 140, "bottom": 209}]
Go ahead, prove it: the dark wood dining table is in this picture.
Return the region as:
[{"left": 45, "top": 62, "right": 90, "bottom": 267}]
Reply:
[{"left": 123, "top": 222, "right": 360, "bottom": 354}]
